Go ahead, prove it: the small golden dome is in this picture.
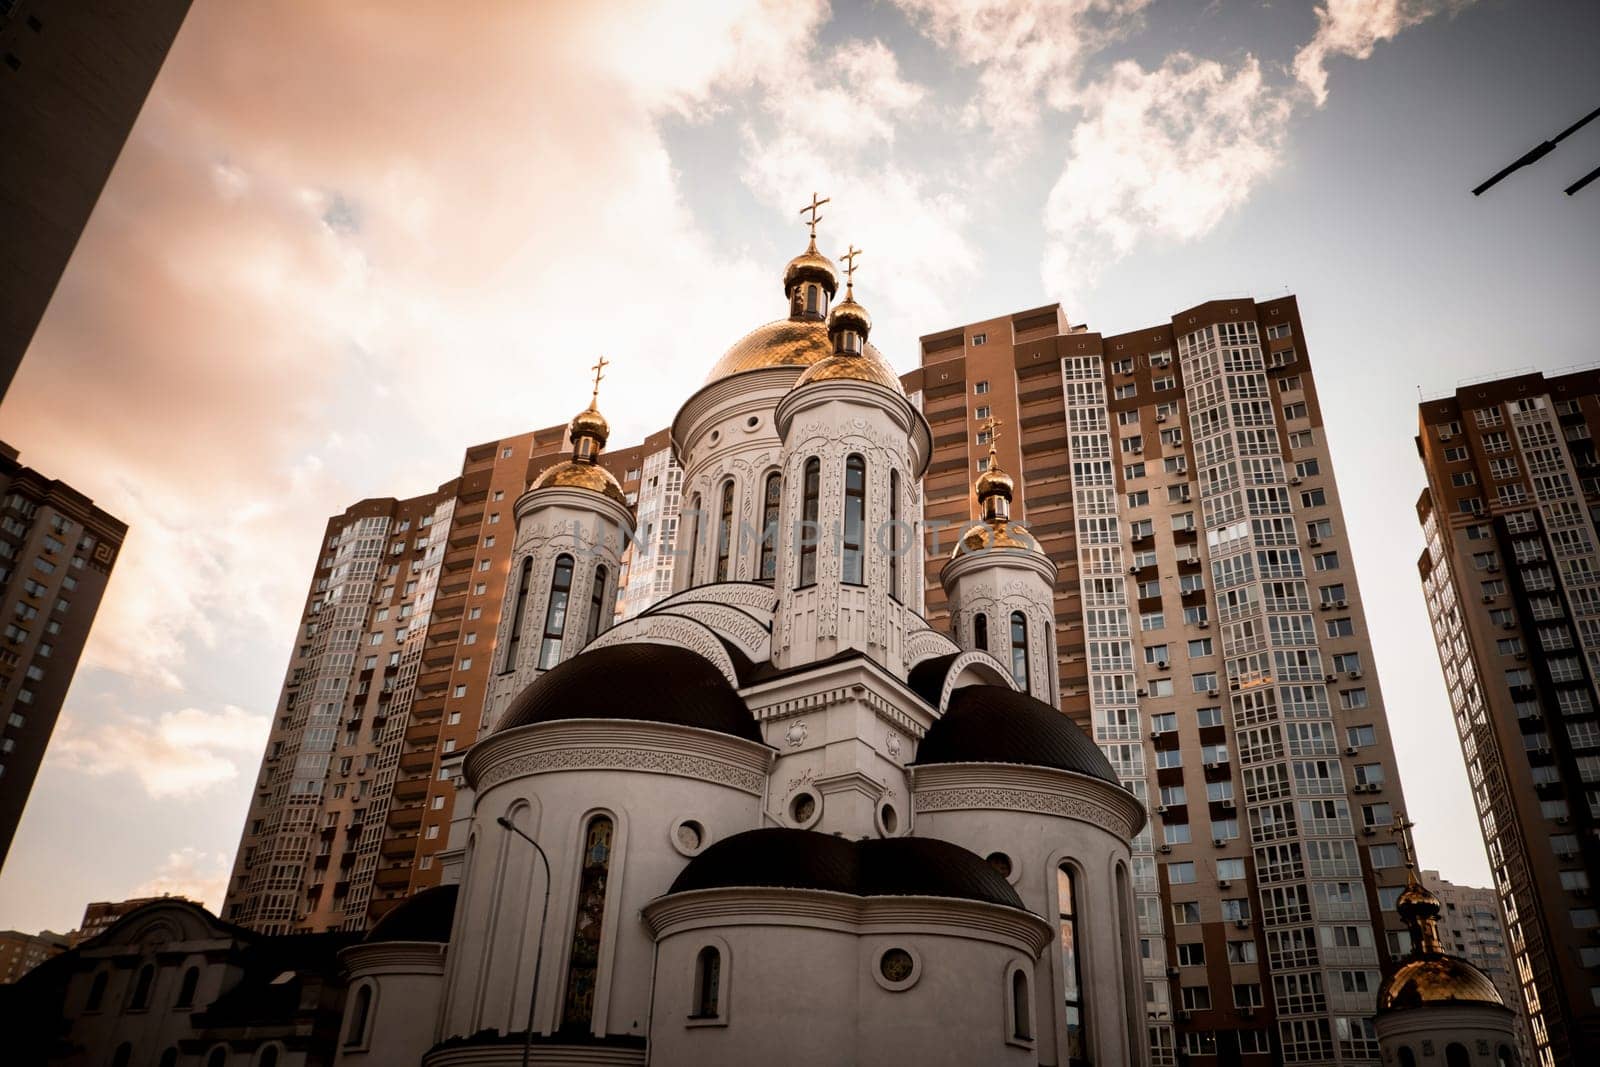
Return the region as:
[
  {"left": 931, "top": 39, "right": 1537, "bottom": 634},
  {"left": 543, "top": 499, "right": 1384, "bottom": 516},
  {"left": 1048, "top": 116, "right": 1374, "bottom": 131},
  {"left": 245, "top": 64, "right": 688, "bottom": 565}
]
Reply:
[
  {"left": 975, "top": 459, "right": 1014, "bottom": 503},
  {"left": 783, "top": 237, "right": 839, "bottom": 297},
  {"left": 570, "top": 403, "right": 609, "bottom": 448},
  {"left": 950, "top": 518, "right": 1042, "bottom": 559},
  {"left": 1377, "top": 956, "right": 1506, "bottom": 1014},
  {"left": 530, "top": 459, "right": 628, "bottom": 507},
  {"left": 793, "top": 350, "right": 905, "bottom": 394},
  {"left": 828, "top": 293, "right": 871, "bottom": 338}
]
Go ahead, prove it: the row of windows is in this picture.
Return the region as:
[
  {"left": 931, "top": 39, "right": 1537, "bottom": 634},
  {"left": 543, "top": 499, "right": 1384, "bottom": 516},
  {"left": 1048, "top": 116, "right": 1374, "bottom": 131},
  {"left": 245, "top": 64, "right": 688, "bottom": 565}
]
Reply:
[{"left": 500, "top": 555, "right": 610, "bottom": 674}]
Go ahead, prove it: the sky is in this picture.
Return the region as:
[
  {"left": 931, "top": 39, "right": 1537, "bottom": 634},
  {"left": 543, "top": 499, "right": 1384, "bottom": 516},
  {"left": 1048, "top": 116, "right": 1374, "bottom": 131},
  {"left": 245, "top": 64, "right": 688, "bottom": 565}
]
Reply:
[{"left": 1, "top": 0, "right": 1598, "bottom": 935}]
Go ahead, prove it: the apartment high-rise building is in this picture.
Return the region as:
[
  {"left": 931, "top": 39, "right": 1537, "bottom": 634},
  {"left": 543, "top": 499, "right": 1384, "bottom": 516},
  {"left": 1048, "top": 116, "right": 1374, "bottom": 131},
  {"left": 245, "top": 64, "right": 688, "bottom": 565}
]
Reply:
[
  {"left": 0, "top": 927, "right": 66, "bottom": 982},
  {"left": 1416, "top": 371, "right": 1600, "bottom": 1065},
  {"left": 905, "top": 298, "right": 1413, "bottom": 1065},
  {"left": 0, "top": 442, "right": 125, "bottom": 870},
  {"left": 1417, "top": 868, "right": 1529, "bottom": 1054},
  {"left": 0, "top": 0, "right": 193, "bottom": 398},
  {"left": 222, "top": 425, "right": 675, "bottom": 933}
]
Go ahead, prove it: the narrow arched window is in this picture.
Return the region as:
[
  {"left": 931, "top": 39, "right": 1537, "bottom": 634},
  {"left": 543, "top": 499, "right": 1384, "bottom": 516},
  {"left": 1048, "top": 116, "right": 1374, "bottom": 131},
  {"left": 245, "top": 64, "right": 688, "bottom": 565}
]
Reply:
[
  {"left": 1010, "top": 611, "right": 1028, "bottom": 689},
  {"left": 562, "top": 815, "right": 615, "bottom": 1030},
  {"left": 714, "top": 480, "right": 735, "bottom": 581},
  {"left": 805, "top": 284, "right": 819, "bottom": 316},
  {"left": 112, "top": 1044, "right": 133, "bottom": 1067},
  {"left": 207, "top": 1047, "right": 227, "bottom": 1067},
  {"left": 798, "top": 458, "right": 821, "bottom": 587},
  {"left": 692, "top": 945, "right": 721, "bottom": 1018},
  {"left": 86, "top": 970, "right": 108, "bottom": 1011},
  {"left": 686, "top": 493, "right": 702, "bottom": 581},
  {"left": 344, "top": 984, "right": 372, "bottom": 1047},
  {"left": 759, "top": 472, "right": 781, "bottom": 581},
  {"left": 843, "top": 454, "right": 866, "bottom": 584},
  {"left": 1398, "top": 1049, "right": 1417, "bottom": 1067},
  {"left": 537, "top": 555, "right": 574, "bottom": 669},
  {"left": 974, "top": 612, "right": 988, "bottom": 650},
  {"left": 1058, "top": 865, "right": 1087, "bottom": 1058},
  {"left": 503, "top": 556, "right": 533, "bottom": 672},
  {"left": 130, "top": 963, "right": 155, "bottom": 1010},
  {"left": 159, "top": 1049, "right": 179, "bottom": 1067},
  {"left": 1445, "top": 1044, "right": 1470, "bottom": 1067},
  {"left": 1011, "top": 968, "right": 1032, "bottom": 1040},
  {"left": 258, "top": 1047, "right": 280, "bottom": 1067},
  {"left": 176, "top": 965, "right": 200, "bottom": 1008},
  {"left": 889, "top": 469, "right": 901, "bottom": 600},
  {"left": 586, "top": 565, "right": 609, "bottom": 643},
  {"left": 1496, "top": 1045, "right": 1515, "bottom": 1067}
]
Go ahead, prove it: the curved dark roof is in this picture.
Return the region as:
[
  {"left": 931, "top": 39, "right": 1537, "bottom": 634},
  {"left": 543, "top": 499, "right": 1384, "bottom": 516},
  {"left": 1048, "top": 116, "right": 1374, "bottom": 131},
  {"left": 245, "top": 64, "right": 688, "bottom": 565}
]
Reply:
[
  {"left": 907, "top": 652, "right": 960, "bottom": 708},
  {"left": 913, "top": 684, "right": 1119, "bottom": 784},
  {"left": 668, "top": 827, "right": 1024, "bottom": 910},
  {"left": 366, "top": 884, "right": 458, "bottom": 943},
  {"left": 497, "top": 642, "right": 761, "bottom": 743}
]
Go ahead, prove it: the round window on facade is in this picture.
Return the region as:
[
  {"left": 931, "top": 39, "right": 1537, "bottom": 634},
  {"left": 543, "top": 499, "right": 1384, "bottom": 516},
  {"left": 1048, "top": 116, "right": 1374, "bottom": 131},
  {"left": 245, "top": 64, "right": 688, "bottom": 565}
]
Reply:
[
  {"left": 709, "top": 430, "right": 721, "bottom": 443},
  {"left": 745, "top": 415, "right": 760, "bottom": 430},
  {"left": 789, "top": 791, "right": 819, "bottom": 827},
  {"left": 873, "top": 945, "right": 922, "bottom": 991},
  {"left": 670, "top": 817, "right": 709, "bottom": 857},
  {"left": 877, "top": 802, "right": 899, "bottom": 836},
  {"left": 986, "top": 851, "right": 1013, "bottom": 878}
]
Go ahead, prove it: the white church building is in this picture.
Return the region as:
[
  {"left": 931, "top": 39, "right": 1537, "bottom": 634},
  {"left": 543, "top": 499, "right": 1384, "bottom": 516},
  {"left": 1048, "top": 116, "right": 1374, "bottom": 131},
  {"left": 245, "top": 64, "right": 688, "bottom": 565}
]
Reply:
[{"left": 329, "top": 226, "right": 1150, "bottom": 1067}]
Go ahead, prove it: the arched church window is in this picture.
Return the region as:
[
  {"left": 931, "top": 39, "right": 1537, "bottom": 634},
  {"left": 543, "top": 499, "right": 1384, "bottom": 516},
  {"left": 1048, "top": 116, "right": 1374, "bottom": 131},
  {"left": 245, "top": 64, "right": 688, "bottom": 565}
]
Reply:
[
  {"left": 1445, "top": 1044, "right": 1470, "bottom": 1067},
  {"left": 1057, "top": 864, "right": 1087, "bottom": 1058},
  {"left": 344, "top": 983, "right": 372, "bottom": 1047},
  {"left": 537, "top": 555, "right": 574, "bottom": 670},
  {"left": 1496, "top": 1045, "right": 1516, "bottom": 1067},
  {"left": 1011, "top": 968, "right": 1032, "bottom": 1041},
  {"left": 686, "top": 494, "right": 702, "bottom": 581},
  {"left": 1010, "top": 611, "right": 1029, "bottom": 690},
  {"left": 176, "top": 965, "right": 200, "bottom": 1008},
  {"left": 843, "top": 454, "right": 866, "bottom": 585},
  {"left": 1398, "top": 1048, "right": 1417, "bottom": 1067},
  {"left": 974, "top": 612, "right": 988, "bottom": 650},
  {"left": 85, "top": 970, "right": 108, "bottom": 1011},
  {"left": 798, "top": 458, "right": 820, "bottom": 587},
  {"left": 759, "top": 472, "right": 781, "bottom": 580},
  {"left": 503, "top": 557, "right": 533, "bottom": 673},
  {"left": 586, "top": 565, "right": 609, "bottom": 643},
  {"left": 562, "top": 815, "right": 615, "bottom": 1031},
  {"left": 715, "top": 480, "right": 735, "bottom": 581},
  {"left": 257, "top": 1046, "right": 280, "bottom": 1067},
  {"left": 692, "top": 946, "right": 721, "bottom": 1018},
  {"left": 805, "top": 284, "right": 819, "bottom": 316},
  {"left": 130, "top": 963, "right": 155, "bottom": 1010},
  {"left": 112, "top": 1045, "right": 133, "bottom": 1067},
  {"left": 206, "top": 1047, "right": 227, "bottom": 1067},
  {"left": 159, "top": 1049, "right": 178, "bottom": 1067},
  {"left": 889, "top": 469, "right": 901, "bottom": 601}
]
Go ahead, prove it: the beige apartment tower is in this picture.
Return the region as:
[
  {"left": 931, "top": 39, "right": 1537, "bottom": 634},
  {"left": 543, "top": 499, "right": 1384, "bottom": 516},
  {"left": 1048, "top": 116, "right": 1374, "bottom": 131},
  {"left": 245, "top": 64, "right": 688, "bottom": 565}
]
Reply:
[
  {"left": 1417, "top": 370, "right": 1600, "bottom": 1065},
  {"left": 906, "top": 299, "right": 1413, "bottom": 1065}
]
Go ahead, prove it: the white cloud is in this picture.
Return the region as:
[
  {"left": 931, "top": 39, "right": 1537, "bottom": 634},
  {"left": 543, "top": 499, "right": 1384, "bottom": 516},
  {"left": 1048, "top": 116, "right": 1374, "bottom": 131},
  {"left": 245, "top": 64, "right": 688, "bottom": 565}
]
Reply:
[
  {"left": 131, "top": 848, "right": 233, "bottom": 913},
  {"left": 1042, "top": 53, "right": 1290, "bottom": 296},
  {"left": 51, "top": 705, "right": 270, "bottom": 799},
  {"left": 1293, "top": 0, "right": 1474, "bottom": 106}
]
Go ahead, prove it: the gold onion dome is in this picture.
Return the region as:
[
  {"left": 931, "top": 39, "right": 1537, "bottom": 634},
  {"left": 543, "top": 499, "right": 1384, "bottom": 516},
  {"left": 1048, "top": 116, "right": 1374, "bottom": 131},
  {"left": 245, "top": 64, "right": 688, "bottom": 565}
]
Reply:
[
  {"left": 531, "top": 460, "right": 627, "bottom": 507},
  {"left": 793, "top": 349, "right": 905, "bottom": 393},
  {"left": 794, "top": 246, "right": 904, "bottom": 396},
  {"left": 531, "top": 360, "right": 628, "bottom": 508},
  {"left": 783, "top": 236, "right": 839, "bottom": 297},
  {"left": 569, "top": 402, "right": 610, "bottom": 448},
  {"left": 952, "top": 424, "right": 1044, "bottom": 560}
]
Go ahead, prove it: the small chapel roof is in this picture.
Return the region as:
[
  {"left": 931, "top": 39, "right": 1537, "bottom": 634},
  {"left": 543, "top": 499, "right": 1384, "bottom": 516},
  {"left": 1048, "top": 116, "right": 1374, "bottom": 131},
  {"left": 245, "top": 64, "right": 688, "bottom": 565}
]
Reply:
[{"left": 913, "top": 684, "right": 1119, "bottom": 784}]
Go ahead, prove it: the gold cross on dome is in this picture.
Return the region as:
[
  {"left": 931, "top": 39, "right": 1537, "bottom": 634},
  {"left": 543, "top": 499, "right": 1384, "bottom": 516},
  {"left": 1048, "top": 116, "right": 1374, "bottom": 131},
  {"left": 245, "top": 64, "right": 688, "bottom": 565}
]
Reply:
[
  {"left": 840, "top": 244, "right": 862, "bottom": 286},
  {"left": 983, "top": 414, "right": 1003, "bottom": 446},
  {"left": 1390, "top": 813, "right": 1418, "bottom": 869},
  {"left": 800, "top": 192, "right": 830, "bottom": 238},
  {"left": 589, "top": 355, "right": 609, "bottom": 403}
]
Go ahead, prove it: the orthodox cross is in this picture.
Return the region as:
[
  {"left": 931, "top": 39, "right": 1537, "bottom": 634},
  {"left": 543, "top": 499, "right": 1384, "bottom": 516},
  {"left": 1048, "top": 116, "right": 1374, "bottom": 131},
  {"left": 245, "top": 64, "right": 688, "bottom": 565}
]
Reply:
[
  {"left": 840, "top": 244, "right": 862, "bottom": 287},
  {"left": 800, "top": 192, "right": 830, "bottom": 239},
  {"left": 983, "top": 414, "right": 1003, "bottom": 447},
  {"left": 589, "top": 355, "right": 609, "bottom": 403},
  {"left": 1390, "top": 813, "right": 1418, "bottom": 869}
]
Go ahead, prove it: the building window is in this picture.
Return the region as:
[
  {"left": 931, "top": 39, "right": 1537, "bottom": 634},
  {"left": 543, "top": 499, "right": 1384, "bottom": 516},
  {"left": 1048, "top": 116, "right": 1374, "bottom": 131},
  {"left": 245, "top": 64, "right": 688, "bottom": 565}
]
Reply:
[
  {"left": 692, "top": 946, "right": 721, "bottom": 1019},
  {"left": 344, "top": 984, "right": 372, "bottom": 1047},
  {"left": 974, "top": 381, "right": 990, "bottom": 395},
  {"left": 972, "top": 332, "right": 987, "bottom": 346},
  {"left": 537, "top": 555, "right": 574, "bottom": 669},
  {"left": 1010, "top": 611, "right": 1028, "bottom": 690},
  {"left": 86, "top": 970, "right": 108, "bottom": 1012},
  {"left": 112, "top": 1045, "right": 133, "bottom": 1067},
  {"left": 586, "top": 565, "right": 609, "bottom": 643},
  {"left": 686, "top": 493, "right": 701, "bottom": 579},
  {"left": 130, "top": 964, "right": 155, "bottom": 1010},
  {"left": 562, "top": 815, "right": 615, "bottom": 1029},
  {"left": 714, "top": 480, "right": 735, "bottom": 581},
  {"left": 843, "top": 455, "right": 866, "bottom": 584},
  {"left": 974, "top": 612, "right": 988, "bottom": 650},
  {"left": 759, "top": 472, "right": 781, "bottom": 580},
  {"left": 798, "top": 458, "right": 821, "bottom": 586},
  {"left": 502, "top": 558, "right": 533, "bottom": 673},
  {"left": 176, "top": 966, "right": 200, "bottom": 1008},
  {"left": 889, "top": 469, "right": 902, "bottom": 601},
  {"left": 1011, "top": 968, "right": 1032, "bottom": 1041},
  {"left": 1058, "top": 865, "right": 1086, "bottom": 1057}
]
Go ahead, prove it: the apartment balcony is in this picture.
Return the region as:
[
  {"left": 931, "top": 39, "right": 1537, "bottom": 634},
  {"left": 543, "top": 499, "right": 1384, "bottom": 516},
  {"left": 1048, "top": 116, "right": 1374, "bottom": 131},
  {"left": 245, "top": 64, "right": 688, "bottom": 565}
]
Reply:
[
  {"left": 374, "top": 866, "right": 412, "bottom": 892},
  {"left": 399, "top": 748, "right": 435, "bottom": 775},
  {"left": 387, "top": 803, "right": 423, "bottom": 830},
  {"left": 393, "top": 774, "right": 430, "bottom": 801},
  {"left": 381, "top": 834, "right": 418, "bottom": 860}
]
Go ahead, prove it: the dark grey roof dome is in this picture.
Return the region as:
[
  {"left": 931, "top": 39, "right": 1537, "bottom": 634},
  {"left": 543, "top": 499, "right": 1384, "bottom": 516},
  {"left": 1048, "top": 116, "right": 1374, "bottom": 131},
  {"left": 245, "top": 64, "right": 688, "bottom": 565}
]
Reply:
[
  {"left": 497, "top": 642, "right": 762, "bottom": 743},
  {"left": 668, "top": 827, "right": 1024, "bottom": 910},
  {"left": 366, "top": 884, "right": 457, "bottom": 943},
  {"left": 913, "top": 684, "right": 1119, "bottom": 784},
  {"left": 907, "top": 651, "right": 960, "bottom": 708}
]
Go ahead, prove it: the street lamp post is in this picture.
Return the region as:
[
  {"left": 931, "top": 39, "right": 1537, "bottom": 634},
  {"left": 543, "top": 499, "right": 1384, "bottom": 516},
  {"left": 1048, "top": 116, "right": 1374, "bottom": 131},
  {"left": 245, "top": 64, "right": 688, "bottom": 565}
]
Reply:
[{"left": 496, "top": 815, "right": 552, "bottom": 1067}]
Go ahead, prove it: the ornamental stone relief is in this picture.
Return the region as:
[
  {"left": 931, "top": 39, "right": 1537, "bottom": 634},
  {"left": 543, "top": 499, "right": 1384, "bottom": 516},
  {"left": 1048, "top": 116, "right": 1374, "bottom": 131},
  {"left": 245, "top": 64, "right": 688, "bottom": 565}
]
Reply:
[
  {"left": 651, "top": 582, "right": 777, "bottom": 618},
  {"left": 913, "top": 786, "right": 1136, "bottom": 838},
  {"left": 652, "top": 601, "right": 771, "bottom": 662},
  {"left": 477, "top": 746, "right": 765, "bottom": 795},
  {"left": 584, "top": 616, "right": 740, "bottom": 686}
]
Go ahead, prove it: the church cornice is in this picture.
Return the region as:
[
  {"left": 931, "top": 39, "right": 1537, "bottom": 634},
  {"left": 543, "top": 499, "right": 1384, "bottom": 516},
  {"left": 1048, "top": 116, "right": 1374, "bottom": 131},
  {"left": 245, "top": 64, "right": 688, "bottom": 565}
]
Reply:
[
  {"left": 742, "top": 657, "right": 935, "bottom": 740},
  {"left": 910, "top": 763, "right": 1147, "bottom": 840}
]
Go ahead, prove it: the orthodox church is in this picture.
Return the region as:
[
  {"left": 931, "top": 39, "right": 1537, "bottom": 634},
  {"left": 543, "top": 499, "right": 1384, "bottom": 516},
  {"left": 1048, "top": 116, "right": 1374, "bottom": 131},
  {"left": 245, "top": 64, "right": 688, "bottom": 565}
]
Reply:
[{"left": 329, "top": 211, "right": 1151, "bottom": 1066}]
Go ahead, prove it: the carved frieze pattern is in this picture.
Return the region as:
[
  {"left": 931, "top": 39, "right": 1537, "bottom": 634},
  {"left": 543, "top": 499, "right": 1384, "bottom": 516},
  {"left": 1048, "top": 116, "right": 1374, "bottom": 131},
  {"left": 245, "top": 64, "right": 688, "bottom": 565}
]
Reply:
[
  {"left": 914, "top": 786, "right": 1136, "bottom": 837},
  {"left": 477, "top": 746, "right": 764, "bottom": 795}
]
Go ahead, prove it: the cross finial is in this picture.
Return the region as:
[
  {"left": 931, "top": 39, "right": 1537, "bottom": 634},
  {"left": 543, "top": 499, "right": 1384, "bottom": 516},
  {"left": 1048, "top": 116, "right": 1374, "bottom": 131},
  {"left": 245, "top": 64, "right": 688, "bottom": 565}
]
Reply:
[
  {"left": 589, "top": 355, "right": 609, "bottom": 404},
  {"left": 983, "top": 414, "right": 1003, "bottom": 448},
  {"left": 1391, "top": 813, "right": 1419, "bottom": 869},
  {"left": 800, "top": 192, "right": 830, "bottom": 239}
]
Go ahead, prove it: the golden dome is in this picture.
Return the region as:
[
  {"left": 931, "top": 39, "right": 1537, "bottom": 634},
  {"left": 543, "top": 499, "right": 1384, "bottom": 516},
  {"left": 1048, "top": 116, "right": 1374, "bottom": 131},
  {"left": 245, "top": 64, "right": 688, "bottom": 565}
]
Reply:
[
  {"left": 793, "top": 350, "right": 905, "bottom": 394},
  {"left": 570, "top": 403, "right": 609, "bottom": 447},
  {"left": 975, "top": 460, "right": 1014, "bottom": 503},
  {"left": 1378, "top": 956, "right": 1506, "bottom": 1013},
  {"left": 783, "top": 237, "right": 839, "bottom": 297},
  {"left": 530, "top": 459, "right": 628, "bottom": 507},
  {"left": 951, "top": 518, "right": 1042, "bottom": 559},
  {"left": 828, "top": 293, "right": 871, "bottom": 338},
  {"left": 704, "top": 319, "right": 888, "bottom": 384}
]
